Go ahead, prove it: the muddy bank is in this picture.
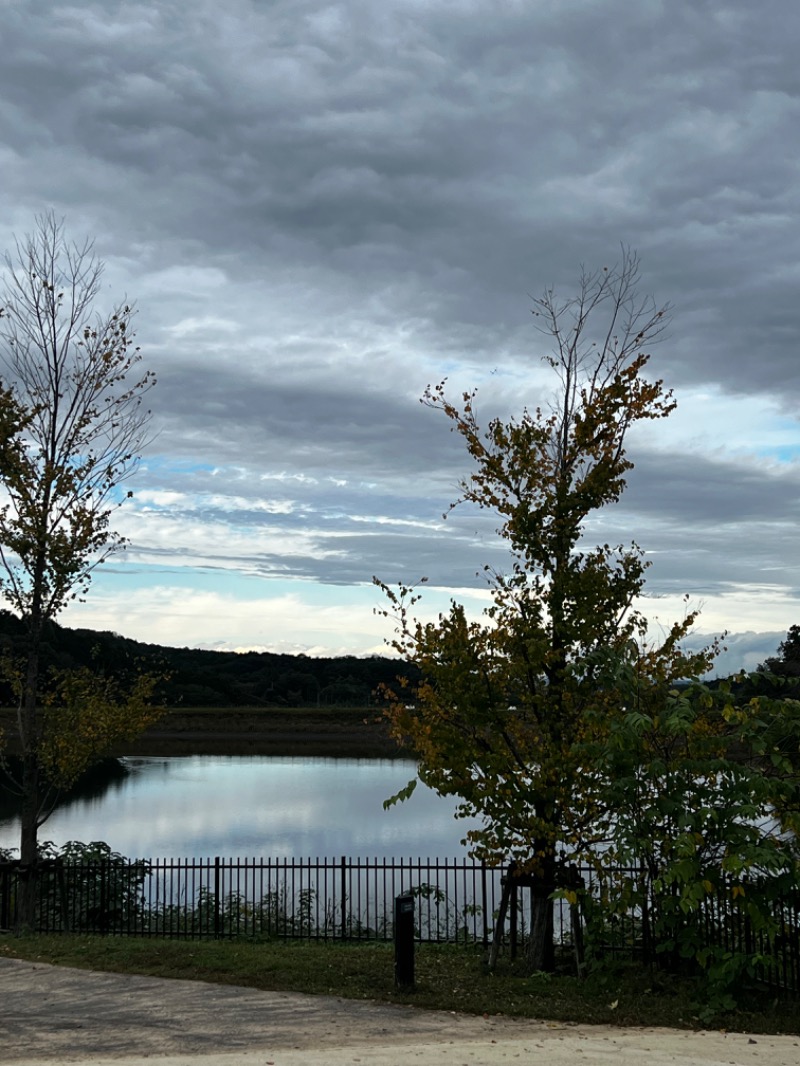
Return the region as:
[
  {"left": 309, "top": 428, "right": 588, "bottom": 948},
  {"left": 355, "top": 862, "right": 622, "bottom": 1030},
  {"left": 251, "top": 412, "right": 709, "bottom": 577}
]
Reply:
[
  {"left": 1, "top": 708, "right": 408, "bottom": 760},
  {"left": 129, "top": 707, "right": 407, "bottom": 758}
]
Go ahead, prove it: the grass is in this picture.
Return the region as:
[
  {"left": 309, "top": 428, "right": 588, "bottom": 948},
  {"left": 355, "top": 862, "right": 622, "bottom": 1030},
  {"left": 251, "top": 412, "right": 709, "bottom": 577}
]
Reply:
[{"left": 1, "top": 934, "right": 798, "bottom": 1035}]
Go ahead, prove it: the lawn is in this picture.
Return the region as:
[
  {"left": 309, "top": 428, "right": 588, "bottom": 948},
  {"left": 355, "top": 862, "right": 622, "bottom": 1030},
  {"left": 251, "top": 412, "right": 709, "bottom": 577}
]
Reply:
[{"left": 1, "top": 934, "right": 797, "bottom": 1035}]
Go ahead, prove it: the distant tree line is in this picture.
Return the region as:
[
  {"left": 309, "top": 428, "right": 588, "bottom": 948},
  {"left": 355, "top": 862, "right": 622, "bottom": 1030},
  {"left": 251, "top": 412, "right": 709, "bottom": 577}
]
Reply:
[{"left": 0, "top": 610, "right": 417, "bottom": 710}]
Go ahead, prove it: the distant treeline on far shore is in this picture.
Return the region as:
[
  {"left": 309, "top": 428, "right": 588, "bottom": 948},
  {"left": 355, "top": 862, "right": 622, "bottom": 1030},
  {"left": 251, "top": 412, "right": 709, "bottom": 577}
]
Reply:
[{"left": 0, "top": 610, "right": 418, "bottom": 709}]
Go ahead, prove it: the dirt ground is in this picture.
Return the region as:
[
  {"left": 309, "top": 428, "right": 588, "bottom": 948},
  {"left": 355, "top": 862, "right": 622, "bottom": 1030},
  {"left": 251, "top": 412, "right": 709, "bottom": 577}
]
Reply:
[{"left": 3, "top": 956, "right": 800, "bottom": 1066}]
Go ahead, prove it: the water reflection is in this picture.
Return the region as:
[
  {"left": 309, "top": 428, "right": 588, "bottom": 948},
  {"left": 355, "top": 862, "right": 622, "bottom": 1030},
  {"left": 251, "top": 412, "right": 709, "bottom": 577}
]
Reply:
[
  {"left": 0, "top": 755, "right": 478, "bottom": 861},
  {"left": 0, "top": 757, "right": 131, "bottom": 821}
]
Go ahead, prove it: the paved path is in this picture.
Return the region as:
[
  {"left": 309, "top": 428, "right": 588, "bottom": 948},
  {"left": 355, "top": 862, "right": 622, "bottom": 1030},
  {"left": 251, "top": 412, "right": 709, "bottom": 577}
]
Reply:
[{"left": 2, "top": 956, "right": 800, "bottom": 1065}]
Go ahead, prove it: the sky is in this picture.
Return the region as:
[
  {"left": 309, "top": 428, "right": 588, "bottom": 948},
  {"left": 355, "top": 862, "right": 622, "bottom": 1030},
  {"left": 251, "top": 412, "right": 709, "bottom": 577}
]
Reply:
[{"left": 0, "top": 0, "right": 798, "bottom": 673}]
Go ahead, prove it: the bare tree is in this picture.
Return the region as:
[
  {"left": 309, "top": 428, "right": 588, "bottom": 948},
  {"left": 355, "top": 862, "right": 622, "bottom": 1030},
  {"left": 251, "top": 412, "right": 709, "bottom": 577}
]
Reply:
[{"left": 0, "top": 213, "right": 156, "bottom": 927}]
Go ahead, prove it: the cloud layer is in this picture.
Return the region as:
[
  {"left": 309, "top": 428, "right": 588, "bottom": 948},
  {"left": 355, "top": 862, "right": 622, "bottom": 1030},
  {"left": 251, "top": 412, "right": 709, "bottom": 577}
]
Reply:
[{"left": 1, "top": 0, "right": 798, "bottom": 668}]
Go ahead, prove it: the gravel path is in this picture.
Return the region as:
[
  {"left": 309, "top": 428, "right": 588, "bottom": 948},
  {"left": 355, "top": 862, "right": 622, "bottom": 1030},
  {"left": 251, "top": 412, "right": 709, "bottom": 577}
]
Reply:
[{"left": 2, "top": 956, "right": 799, "bottom": 1066}]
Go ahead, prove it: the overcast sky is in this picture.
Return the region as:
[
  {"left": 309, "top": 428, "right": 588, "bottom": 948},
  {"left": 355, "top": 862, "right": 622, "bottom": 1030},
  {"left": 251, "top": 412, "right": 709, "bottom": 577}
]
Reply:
[{"left": 0, "top": 0, "right": 798, "bottom": 672}]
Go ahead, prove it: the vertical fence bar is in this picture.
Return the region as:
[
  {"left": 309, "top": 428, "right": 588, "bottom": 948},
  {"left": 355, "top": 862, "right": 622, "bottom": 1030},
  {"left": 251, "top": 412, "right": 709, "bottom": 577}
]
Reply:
[
  {"left": 382, "top": 861, "right": 389, "bottom": 941},
  {"left": 340, "top": 856, "right": 347, "bottom": 939},
  {"left": 452, "top": 859, "right": 459, "bottom": 943},
  {"left": 292, "top": 857, "right": 298, "bottom": 933},
  {"left": 514, "top": 878, "right": 520, "bottom": 963},
  {"left": 317, "top": 857, "right": 322, "bottom": 938},
  {"left": 213, "top": 857, "right": 221, "bottom": 938},
  {"left": 283, "top": 858, "right": 289, "bottom": 940},
  {"left": 481, "top": 863, "right": 490, "bottom": 948}
]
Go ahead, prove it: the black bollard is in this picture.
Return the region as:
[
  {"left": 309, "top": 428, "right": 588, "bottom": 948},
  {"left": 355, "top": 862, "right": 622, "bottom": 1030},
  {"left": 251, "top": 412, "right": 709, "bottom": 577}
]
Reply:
[{"left": 394, "top": 892, "right": 415, "bottom": 989}]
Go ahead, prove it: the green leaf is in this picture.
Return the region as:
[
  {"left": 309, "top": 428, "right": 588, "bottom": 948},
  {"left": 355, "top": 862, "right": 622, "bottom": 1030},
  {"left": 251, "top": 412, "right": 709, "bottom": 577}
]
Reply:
[{"left": 383, "top": 778, "right": 418, "bottom": 810}]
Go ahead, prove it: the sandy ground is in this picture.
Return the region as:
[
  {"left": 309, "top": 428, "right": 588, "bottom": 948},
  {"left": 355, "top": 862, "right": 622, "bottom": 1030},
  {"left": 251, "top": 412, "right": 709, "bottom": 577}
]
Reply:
[{"left": 2, "top": 956, "right": 800, "bottom": 1066}]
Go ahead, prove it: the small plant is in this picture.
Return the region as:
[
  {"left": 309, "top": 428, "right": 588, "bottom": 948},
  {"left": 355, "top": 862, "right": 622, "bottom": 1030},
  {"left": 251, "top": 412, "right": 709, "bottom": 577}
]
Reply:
[{"left": 410, "top": 882, "right": 483, "bottom": 943}]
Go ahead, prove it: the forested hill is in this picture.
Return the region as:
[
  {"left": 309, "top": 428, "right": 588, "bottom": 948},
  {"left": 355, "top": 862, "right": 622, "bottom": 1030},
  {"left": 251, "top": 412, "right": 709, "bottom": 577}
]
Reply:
[{"left": 0, "top": 611, "right": 417, "bottom": 708}]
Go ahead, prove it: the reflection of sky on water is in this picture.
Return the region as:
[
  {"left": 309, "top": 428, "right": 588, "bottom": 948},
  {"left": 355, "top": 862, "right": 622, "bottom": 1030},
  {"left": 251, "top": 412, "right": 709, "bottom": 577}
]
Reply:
[{"left": 0, "top": 756, "right": 479, "bottom": 860}]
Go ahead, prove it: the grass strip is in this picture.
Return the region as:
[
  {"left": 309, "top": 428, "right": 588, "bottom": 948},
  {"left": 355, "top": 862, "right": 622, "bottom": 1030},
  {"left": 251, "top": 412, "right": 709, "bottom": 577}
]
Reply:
[{"left": 1, "top": 935, "right": 797, "bottom": 1034}]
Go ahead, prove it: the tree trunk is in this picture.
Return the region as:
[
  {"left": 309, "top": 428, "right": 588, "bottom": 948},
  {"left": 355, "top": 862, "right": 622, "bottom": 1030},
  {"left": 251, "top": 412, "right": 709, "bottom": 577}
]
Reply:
[
  {"left": 527, "top": 892, "right": 555, "bottom": 972},
  {"left": 16, "top": 751, "right": 40, "bottom": 931},
  {"left": 15, "top": 610, "right": 44, "bottom": 931},
  {"left": 526, "top": 852, "right": 556, "bottom": 973},
  {"left": 487, "top": 873, "right": 513, "bottom": 971}
]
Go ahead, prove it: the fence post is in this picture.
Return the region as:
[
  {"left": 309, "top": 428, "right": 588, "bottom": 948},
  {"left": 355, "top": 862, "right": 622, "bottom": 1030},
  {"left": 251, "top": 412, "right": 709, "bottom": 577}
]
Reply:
[{"left": 394, "top": 892, "right": 415, "bottom": 989}]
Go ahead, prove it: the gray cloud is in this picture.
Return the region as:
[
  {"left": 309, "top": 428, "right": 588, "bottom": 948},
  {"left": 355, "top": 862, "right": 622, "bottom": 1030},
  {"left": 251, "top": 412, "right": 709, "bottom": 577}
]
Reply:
[
  {"left": 1, "top": 0, "right": 799, "bottom": 662},
  {"left": 625, "top": 451, "right": 800, "bottom": 527},
  {"left": 688, "top": 630, "right": 786, "bottom": 678}
]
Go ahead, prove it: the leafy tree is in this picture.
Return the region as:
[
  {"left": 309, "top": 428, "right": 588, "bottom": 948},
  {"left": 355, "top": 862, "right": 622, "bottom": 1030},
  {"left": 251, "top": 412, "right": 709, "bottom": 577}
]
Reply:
[
  {"left": 585, "top": 653, "right": 800, "bottom": 1011},
  {"left": 0, "top": 213, "right": 160, "bottom": 927},
  {"left": 377, "top": 250, "right": 713, "bottom": 970}
]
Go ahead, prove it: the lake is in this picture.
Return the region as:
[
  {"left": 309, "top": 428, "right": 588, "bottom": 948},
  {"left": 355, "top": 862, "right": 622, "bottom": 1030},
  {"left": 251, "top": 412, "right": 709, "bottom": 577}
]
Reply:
[{"left": 0, "top": 755, "right": 480, "bottom": 861}]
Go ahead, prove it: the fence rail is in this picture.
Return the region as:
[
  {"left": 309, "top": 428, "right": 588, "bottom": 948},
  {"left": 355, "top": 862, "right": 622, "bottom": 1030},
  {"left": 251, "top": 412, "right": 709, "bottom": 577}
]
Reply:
[
  {"left": 0, "top": 855, "right": 505, "bottom": 943},
  {"left": 2, "top": 855, "right": 799, "bottom": 996}
]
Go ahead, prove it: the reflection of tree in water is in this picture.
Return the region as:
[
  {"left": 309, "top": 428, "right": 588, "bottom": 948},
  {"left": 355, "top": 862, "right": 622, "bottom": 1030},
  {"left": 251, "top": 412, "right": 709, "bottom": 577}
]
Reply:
[{"left": 0, "top": 756, "right": 130, "bottom": 822}]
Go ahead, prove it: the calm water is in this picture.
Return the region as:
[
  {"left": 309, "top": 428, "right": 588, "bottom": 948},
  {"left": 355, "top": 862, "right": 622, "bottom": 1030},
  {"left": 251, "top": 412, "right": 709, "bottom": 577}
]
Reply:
[{"left": 0, "top": 756, "right": 479, "bottom": 861}]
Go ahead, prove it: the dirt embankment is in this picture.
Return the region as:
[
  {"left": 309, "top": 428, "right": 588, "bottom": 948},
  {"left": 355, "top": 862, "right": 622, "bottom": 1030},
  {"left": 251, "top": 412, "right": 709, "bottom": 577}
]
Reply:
[
  {"left": 132, "top": 707, "right": 407, "bottom": 757},
  {"left": 0, "top": 707, "right": 407, "bottom": 759}
]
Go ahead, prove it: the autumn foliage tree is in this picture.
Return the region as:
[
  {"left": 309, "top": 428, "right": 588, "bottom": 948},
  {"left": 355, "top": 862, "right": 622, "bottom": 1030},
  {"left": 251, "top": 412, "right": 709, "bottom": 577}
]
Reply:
[
  {"left": 0, "top": 214, "right": 161, "bottom": 927},
  {"left": 580, "top": 644, "right": 800, "bottom": 1010},
  {"left": 377, "top": 251, "right": 714, "bottom": 970}
]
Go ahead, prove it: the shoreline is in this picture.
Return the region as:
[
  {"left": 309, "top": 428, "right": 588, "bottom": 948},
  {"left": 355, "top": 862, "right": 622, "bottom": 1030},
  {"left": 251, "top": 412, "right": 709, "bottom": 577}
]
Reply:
[{"left": 1, "top": 706, "right": 410, "bottom": 760}]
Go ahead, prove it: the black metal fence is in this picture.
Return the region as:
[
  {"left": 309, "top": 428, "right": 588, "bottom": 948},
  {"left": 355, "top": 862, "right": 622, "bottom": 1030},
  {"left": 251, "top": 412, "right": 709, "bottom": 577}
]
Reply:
[
  {"left": 0, "top": 855, "right": 505, "bottom": 943},
  {"left": 2, "top": 855, "right": 799, "bottom": 996}
]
